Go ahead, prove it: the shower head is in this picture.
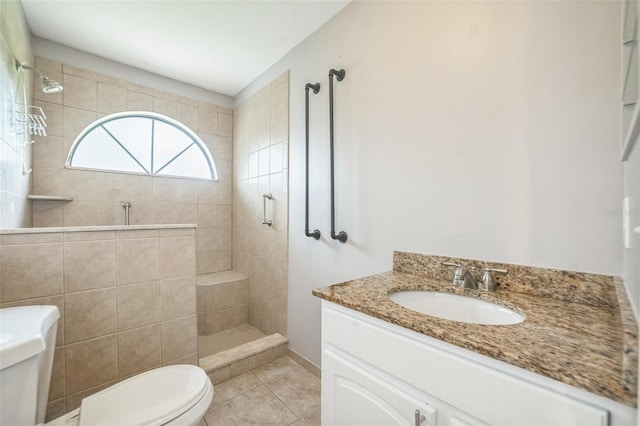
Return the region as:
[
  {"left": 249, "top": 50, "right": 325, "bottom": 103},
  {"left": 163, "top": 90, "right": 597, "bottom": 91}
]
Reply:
[{"left": 15, "top": 60, "right": 64, "bottom": 94}]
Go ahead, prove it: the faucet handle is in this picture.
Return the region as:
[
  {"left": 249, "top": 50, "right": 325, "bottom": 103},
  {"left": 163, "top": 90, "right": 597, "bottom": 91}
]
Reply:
[{"left": 480, "top": 267, "right": 508, "bottom": 291}]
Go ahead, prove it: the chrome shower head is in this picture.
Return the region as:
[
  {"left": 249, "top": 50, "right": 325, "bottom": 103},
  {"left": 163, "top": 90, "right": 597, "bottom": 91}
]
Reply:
[
  {"left": 15, "top": 60, "right": 64, "bottom": 94},
  {"left": 40, "top": 76, "right": 63, "bottom": 94}
]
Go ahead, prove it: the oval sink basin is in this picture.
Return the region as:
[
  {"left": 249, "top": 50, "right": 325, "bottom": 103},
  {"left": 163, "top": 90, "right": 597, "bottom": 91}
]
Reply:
[{"left": 389, "top": 291, "right": 524, "bottom": 325}]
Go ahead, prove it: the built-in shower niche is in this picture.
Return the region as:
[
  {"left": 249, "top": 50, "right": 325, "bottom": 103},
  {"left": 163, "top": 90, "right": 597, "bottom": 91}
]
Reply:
[{"left": 196, "top": 272, "right": 288, "bottom": 384}]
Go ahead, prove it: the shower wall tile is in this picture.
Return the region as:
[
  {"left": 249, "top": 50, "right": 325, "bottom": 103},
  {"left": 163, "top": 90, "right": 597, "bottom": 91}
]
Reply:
[
  {"left": 63, "top": 74, "right": 97, "bottom": 111},
  {"left": 97, "top": 83, "right": 126, "bottom": 114},
  {"left": 232, "top": 71, "right": 289, "bottom": 336}
]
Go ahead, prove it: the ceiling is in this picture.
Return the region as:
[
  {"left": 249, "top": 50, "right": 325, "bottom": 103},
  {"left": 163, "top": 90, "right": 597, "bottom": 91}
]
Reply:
[{"left": 20, "top": 0, "right": 350, "bottom": 97}]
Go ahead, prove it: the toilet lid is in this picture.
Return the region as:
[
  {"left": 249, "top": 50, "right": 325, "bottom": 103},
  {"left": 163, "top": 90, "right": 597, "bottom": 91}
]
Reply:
[{"left": 79, "top": 365, "right": 210, "bottom": 426}]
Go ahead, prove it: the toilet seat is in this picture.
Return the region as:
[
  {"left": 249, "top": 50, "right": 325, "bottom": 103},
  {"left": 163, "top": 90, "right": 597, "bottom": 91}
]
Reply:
[{"left": 78, "top": 365, "right": 210, "bottom": 426}]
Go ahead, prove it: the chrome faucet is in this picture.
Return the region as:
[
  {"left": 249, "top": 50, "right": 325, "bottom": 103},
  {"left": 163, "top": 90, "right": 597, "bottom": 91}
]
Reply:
[
  {"left": 443, "top": 262, "right": 478, "bottom": 290},
  {"left": 443, "top": 262, "right": 508, "bottom": 292}
]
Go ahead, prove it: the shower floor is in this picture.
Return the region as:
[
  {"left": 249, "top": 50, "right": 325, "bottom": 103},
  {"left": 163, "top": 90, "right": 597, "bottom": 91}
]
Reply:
[{"left": 198, "top": 324, "right": 266, "bottom": 358}]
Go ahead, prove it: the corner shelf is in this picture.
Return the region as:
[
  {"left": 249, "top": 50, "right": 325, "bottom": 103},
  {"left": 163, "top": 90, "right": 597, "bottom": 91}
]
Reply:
[{"left": 27, "top": 195, "right": 73, "bottom": 201}]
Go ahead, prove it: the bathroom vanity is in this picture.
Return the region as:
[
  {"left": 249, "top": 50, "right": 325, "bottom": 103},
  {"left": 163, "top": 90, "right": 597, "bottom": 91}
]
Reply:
[{"left": 313, "top": 252, "right": 637, "bottom": 426}]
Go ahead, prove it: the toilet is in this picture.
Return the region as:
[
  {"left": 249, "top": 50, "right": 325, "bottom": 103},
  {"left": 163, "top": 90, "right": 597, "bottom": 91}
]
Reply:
[{"left": 0, "top": 305, "right": 213, "bottom": 426}]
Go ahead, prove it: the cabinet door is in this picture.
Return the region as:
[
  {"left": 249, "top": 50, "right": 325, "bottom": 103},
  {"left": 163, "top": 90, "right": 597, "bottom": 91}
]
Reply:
[{"left": 324, "top": 347, "right": 438, "bottom": 426}]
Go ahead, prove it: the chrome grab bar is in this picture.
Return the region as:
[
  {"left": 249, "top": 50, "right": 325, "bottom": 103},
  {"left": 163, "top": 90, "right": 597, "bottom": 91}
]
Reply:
[{"left": 262, "top": 193, "right": 273, "bottom": 226}]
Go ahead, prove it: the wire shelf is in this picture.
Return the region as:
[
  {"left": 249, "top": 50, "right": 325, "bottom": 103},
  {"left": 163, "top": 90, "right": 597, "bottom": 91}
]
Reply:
[{"left": 15, "top": 104, "right": 48, "bottom": 136}]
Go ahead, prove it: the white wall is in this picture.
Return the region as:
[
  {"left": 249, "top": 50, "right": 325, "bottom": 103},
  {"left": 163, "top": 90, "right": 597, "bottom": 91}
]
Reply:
[{"left": 237, "top": 1, "right": 623, "bottom": 366}]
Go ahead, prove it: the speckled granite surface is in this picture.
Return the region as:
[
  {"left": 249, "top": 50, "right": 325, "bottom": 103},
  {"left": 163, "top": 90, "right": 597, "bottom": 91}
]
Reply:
[{"left": 313, "top": 252, "right": 638, "bottom": 407}]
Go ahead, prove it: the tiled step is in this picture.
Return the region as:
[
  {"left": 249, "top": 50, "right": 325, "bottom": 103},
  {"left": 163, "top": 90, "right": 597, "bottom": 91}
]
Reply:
[
  {"left": 199, "top": 333, "right": 288, "bottom": 384},
  {"left": 196, "top": 271, "right": 248, "bottom": 336}
]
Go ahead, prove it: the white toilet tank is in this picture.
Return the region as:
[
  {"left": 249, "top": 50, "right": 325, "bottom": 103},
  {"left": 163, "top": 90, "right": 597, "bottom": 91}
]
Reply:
[{"left": 0, "top": 305, "right": 60, "bottom": 426}]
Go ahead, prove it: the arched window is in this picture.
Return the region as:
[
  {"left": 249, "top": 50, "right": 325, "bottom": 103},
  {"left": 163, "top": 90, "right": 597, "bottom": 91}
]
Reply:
[{"left": 66, "top": 111, "right": 218, "bottom": 180}]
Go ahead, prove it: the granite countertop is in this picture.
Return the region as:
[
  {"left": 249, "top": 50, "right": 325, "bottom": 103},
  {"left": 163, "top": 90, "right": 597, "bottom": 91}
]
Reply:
[{"left": 313, "top": 252, "right": 638, "bottom": 408}]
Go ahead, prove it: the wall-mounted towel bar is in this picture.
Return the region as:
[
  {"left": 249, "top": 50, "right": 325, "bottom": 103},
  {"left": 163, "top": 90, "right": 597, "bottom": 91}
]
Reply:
[
  {"left": 263, "top": 193, "right": 273, "bottom": 226},
  {"left": 329, "top": 69, "right": 348, "bottom": 243},
  {"left": 304, "top": 82, "right": 321, "bottom": 240}
]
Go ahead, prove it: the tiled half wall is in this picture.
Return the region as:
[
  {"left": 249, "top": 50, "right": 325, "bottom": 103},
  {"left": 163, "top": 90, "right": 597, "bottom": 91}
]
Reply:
[
  {"left": 29, "top": 56, "right": 232, "bottom": 274},
  {"left": 0, "top": 226, "right": 197, "bottom": 422}
]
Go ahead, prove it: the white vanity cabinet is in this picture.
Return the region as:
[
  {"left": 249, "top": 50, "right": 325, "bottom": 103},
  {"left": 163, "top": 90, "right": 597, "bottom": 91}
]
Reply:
[{"left": 321, "top": 301, "right": 635, "bottom": 426}]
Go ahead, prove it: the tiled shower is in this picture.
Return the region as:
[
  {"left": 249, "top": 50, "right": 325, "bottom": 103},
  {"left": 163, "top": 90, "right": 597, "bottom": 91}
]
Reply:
[{"left": 0, "top": 43, "right": 290, "bottom": 421}]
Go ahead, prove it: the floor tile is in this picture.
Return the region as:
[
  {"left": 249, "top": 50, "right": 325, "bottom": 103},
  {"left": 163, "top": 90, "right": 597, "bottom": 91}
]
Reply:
[
  {"left": 210, "top": 371, "right": 261, "bottom": 406},
  {"left": 205, "top": 384, "right": 299, "bottom": 426},
  {"left": 253, "top": 356, "right": 299, "bottom": 384},
  {"left": 264, "top": 366, "right": 321, "bottom": 426}
]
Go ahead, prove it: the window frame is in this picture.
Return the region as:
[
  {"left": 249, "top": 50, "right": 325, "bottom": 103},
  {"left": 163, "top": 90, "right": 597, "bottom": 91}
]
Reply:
[{"left": 65, "top": 111, "right": 218, "bottom": 181}]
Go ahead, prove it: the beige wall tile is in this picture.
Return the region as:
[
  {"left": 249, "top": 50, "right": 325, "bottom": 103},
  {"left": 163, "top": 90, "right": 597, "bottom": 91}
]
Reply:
[
  {"left": 177, "top": 103, "right": 198, "bottom": 131},
  {"left": 198, "top": 107, "right": 218, "bottom": 134},
  {"left": 218, "top": 227, "right": 232, "bottom": 251},
  {"left": 45, "top": 398, "right": 67, "bottom": 423},
  {"left": 116, "top": 238, "right": 159, "bottom": 284},
  {"left": 117, "top": 281, "right": 160, "bottom": 330},
  {"left": 163, "top": 352, "right": 198, "bottom": 367},
  {"left": 118, "top": 324, "right": 161, "bottom": 377},
  {"left": 0, "top": 232, "right": 63, "bottom": 245},
  {"left": 159, "top": 236, "right": 195, "bottom": 278},
  {"left": 126, "top": 91, "right": 153, "bottom": 111},
  {"left": 33, "top": 200, "right": 64, "bottom": 227},
  {"left": 218, "top": 182, "right": 232, "bottom": 205},
  {"left": 0, "top": 243, "right": 63, "bottom": 302},
  {"left": 63, "top": 230, "right": 115, "bottom": 242},
  {"left": 65, "top": 288, "right": 116, "bottom": 344},
  {"left": 207, "top": 366, "right": 230, "bottom": 385},
  {"left": 159, "top": 276, "right": 196, "bottom": 320},
  {"left": 198, "top": 251, "right": 218, "bottom": 274},
  {"left": 198, "top": 204, "right": 218, "bottom": 228},
  {"left": 197, "top": 228, "right": 218, "bottom": 252},
  {"left": 116, "top": 229, "right": 157, "bottom": 239},
  {"left": 154, "top": 97, "right": 176, "bottom": 117},
  {"left": 63, "top": 201, "right": 97, "bottom": 226},
  {"left": 33, "top": 167, "right": 64, "bottom": 195},
  {"left": 218, "top": 113, "right": 233, "bottom": 137},
  {"left": 49, "top": 347, "right": 66, "bottom": 401},
  {"left": 157, "top": 227, "right": 195, "bottom": 237},
  {"left": 177, "top": 204, "right": 198, "bottom": 224},
  {"left": 96, "top": 172, "right": 153, "bottom": 202},
  {"left": 64, "top": 240, "right": 116, "bottom": 292},
  {"left": 63, "top": 169, "right": 97, "bottom": 201},
  {"left": 33, "top": 136, "right": 63, "bottom": 169},
  {"left": 63, "top": 106, "right": 96, "bottom": 139},
  {"left": 218, "top": 204, "right": 232, "bottom": 228},
  {"left": 65, "top": 335, "right": 117, "bottom": 395},
  {"left": 63, "top": 64, "right": 98, "bottom": 81},
  {"left": 177, "top": 179, "right": 198, "bottom": 204},
  {"left": 152, "top": 203, "right": 178, "bottom": 224},
  {"left": 152, "top": 177, "right": 177, "bottom": 204},
  {"left": 63, "top": 74, "right": 97, "bottom": 111},
  {"left": 218, "top": 250, "right": 232, "bottom": 271},
  {"left": 198, "top": 180, "right": 217, "bottom": 204},
  {"left": 209, "top": 282, "right": 232, "bottom": 311},
  {"left": 161, "top": 315, "right": 197, "bottom": 362},
  {"left": 212, "top": 307, "right": 235, "bottom": 332},
  {"left": 97, "top": 83, "right": 126, "bottom": 114}
]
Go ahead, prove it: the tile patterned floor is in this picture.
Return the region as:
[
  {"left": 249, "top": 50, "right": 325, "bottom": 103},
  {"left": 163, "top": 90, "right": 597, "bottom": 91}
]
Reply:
[{"left": 199, "top": 357, "right": 321, "bottom": 426}]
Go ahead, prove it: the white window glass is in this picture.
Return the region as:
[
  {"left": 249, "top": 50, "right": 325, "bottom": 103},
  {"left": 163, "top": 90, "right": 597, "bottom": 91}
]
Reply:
[
  {"left": 66, "top": 112, "right": 217, "bottom": 181},
  {"left": 102, "top": 117, "right": 153, "bottom": 172}
]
